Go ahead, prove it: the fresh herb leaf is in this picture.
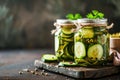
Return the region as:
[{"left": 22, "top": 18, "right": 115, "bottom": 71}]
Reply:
[
  {"left": 92, "top": 10, "right": 99, "bottom": 15},
  {"left": 97, "top": 12, "right": 104, "bottom": 19},
  {"left": 74, "top": 13, "right": 82, "bottom": 19},
  {"left": 86, "top": 10, "right": 104, "bottom": 19},
  {"left": 66, "top": 14, "right": 74, "bottom": 20},
  {"left": 86, "top": 13, "right": 94, "bottom": 19},
  {"left": 66, "top": 13, "right": 82, "bottom": 20}
]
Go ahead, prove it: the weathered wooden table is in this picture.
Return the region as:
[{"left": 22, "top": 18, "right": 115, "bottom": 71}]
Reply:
[{"left": 0, "top": 49, "right": 120, "bottom": 80}]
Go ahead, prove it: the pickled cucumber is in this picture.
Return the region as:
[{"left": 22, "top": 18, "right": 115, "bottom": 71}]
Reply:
[
  {"left": 61, "top": 32, "right": 73, "bottom": 38},
  {"left": 55, "top": 27, "right": 74, "bottom": 60},
  {"left": 41, "top": 54, "right": 58, "bottom": 62},
  {"left": 87, "top": 44, "right": 103, "bottom": 60},
  {"left": 58, "top": 61, "right": 78, "bottom": 67},
  {"left": 74, "top": 42, "right": 86, "bottom": 59},
  {"left": 64, "top": 43, "right": 74, "bottom": 60},
  {"left": 56, "top": 42, "right": 68, "bottom": 59},
  {"left": 62, "top": 28, "right": 72, "bottom": 34},
  {"left": 56, "top": 42, "right": 74, "bottom": 60},
  {"left": 81, "top": 28, "right": 94, "bottom": 38}
]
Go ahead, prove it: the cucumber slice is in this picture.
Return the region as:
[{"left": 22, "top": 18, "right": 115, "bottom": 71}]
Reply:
[
  {"left": 88, "top": 44, "right": 103, "bottom": 60},
  {"left": 67, "top": 43, "right": 74, "bottom": 56},
  {"left": 62, "top": 28, "right": 72, "bottom": 34},
  {"left": 75, "top": 58, "right": 91, "bottom": 66},
  {"left": 58, "top": 61, "right": 78, "bottom": 67},
  {"left": 81, "top": 28, "right": 94, "bottom": 38},
  {"left": 41, "top": 54, "right": 58, "bottom": 62},
  {"left": 74, "top": 33, "right": 81, "bottom": 42},
  {"left": 64, "top": 45, "right": 74, "bottom": 60},
  {"left": 97, "top": 35, "right": 107, "bottom": 44},
  {"left": 61, "top": 32, "right": 73, "bottom": 38},
  {"left": 74, "top": 42, "right": 86, "bottom": 59},
  {"left": 61, "top": 37, "right": 74, "bottom": 42},
  {"left": 56, "top": 42, "right": 69, "bottom": 60}
]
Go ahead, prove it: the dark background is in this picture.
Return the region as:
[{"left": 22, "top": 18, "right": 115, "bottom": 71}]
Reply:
[{"left": 0, "top": 0, "right": 120, "bottom": 49}]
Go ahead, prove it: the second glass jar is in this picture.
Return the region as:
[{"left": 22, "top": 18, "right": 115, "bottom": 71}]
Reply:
[{"left": 74, "top": 18, "right": 109, "bottom": 66}]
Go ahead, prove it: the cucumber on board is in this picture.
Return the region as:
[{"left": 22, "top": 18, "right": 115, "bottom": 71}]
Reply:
[
  {"left": 58, "top": 61, "right": 78, "bottom": 67},
  {"left": 74, "top": 42, "right": 86, "bottom": 59},
  {"left": 87, "top": 44, "right": 103, "bottom": 60},
  {"left": 41, "top": 54, "right": 58, "bottom": 62}
]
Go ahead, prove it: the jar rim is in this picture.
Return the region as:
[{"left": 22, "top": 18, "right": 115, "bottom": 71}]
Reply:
[
  {"left": 56, "top": 19, "right": 77, "bottom": 24},
  {"left": 78, "top": 18, "right": 107, "bottom": 24}
]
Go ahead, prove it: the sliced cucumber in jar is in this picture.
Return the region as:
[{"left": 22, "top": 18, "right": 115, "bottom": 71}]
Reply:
[
  {"left": 81, "top": 28, "right": 94, "bottom": 38},
  {"left": 64, "top": 44, "right": 74, "bottom": 60},
  {"left": 61, "top": 37, "right": 74, "bottom": 42},
  {"left": 60, "top": 32, "right": 73, "bottom": 38},
  {"left": 67, "top": 43, "right": 74, "bottom": 56},
  {"left": 60, "top": 31, "right": 74, "bottom": 42},
  {"left": 56, "top": 42, "right": 68, "bottom": 59},
  {"left": 87, "top": 44, "right": 103, "bottom": 60},
  {"left": 56, "top": 42, "right": 74, "bottom": 60},
  {"left": 97, "top": 35, "right": 107, "bottom": 44},
  {"left": 74, "top": 42, "right": 86, "bottom": 59},
  {"left": 74, "top": 33, "right": 81, "bottom": 42},
  {"left": 55, "top": 25, "right": 74, "bottom": 60},
  {"left": 62, "top": 28, "right": 73, "bottom": 35}
]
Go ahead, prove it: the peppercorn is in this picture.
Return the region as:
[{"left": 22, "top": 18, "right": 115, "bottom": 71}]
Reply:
[{"left": 19, "top": 71, "right": 23, "bottom": 75}]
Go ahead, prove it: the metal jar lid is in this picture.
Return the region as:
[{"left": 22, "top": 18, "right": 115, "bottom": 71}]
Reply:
[
  {"left": 56, "top": 19, "right": 77, "bottom": 25},
  {"left": 77, "top": 18, "right": 108, "bottom": 27},
  {"left": 78, "top": 18, "right": 107, "bottom": 24}
]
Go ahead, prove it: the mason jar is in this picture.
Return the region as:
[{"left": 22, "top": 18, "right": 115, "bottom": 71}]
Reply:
[
  {"left": 74, "top": 18, "right": 109, "bottom": 66},
  {"left": 54, "top": 19, "right": 76, "bottom": 61}
]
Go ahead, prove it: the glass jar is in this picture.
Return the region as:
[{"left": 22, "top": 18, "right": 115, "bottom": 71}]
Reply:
[
  {"left": 54, "top": 19, "right": 76, "bottom": 61},
  {"left": 74, "top": 18, "right": 109, "bottom": 66}
]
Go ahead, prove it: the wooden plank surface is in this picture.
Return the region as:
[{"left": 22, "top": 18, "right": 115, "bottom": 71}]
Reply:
[{"left": 34, "top": 60, "right": 120, "bottom": 78}]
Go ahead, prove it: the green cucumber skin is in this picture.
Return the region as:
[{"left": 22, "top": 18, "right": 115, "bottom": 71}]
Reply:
[
  {"left": 41, "top": 54, "right": 58, "bottom": 62},
  {"left": 81, "top": 28, "right": 94, "bottom": 38},
  {"left": 58, "top": 62, "right": 79, "bottom": 67},
  {"left": 64, "top": 43, "right": 74, "bottom": 60},
  {"left": 55, "top": 30, "right": 74, "bottom": 61},
  {"left": 74, "top": 42, "right": 86, "bottom": 59},
  {"left": 87, "top": 44, "right": 103, "bottom": 60},
  {"left": 74, "top": 41, "right": 107, "bottom": 65},
  {"left": 41, "top": 58, "right": 58, "bottom": 62},
  {"left": 74, "top": 27, "right": 109, "bottom": 66},
  {"left": 61, "top": 32, "right": 74, "bottom": 38}
]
